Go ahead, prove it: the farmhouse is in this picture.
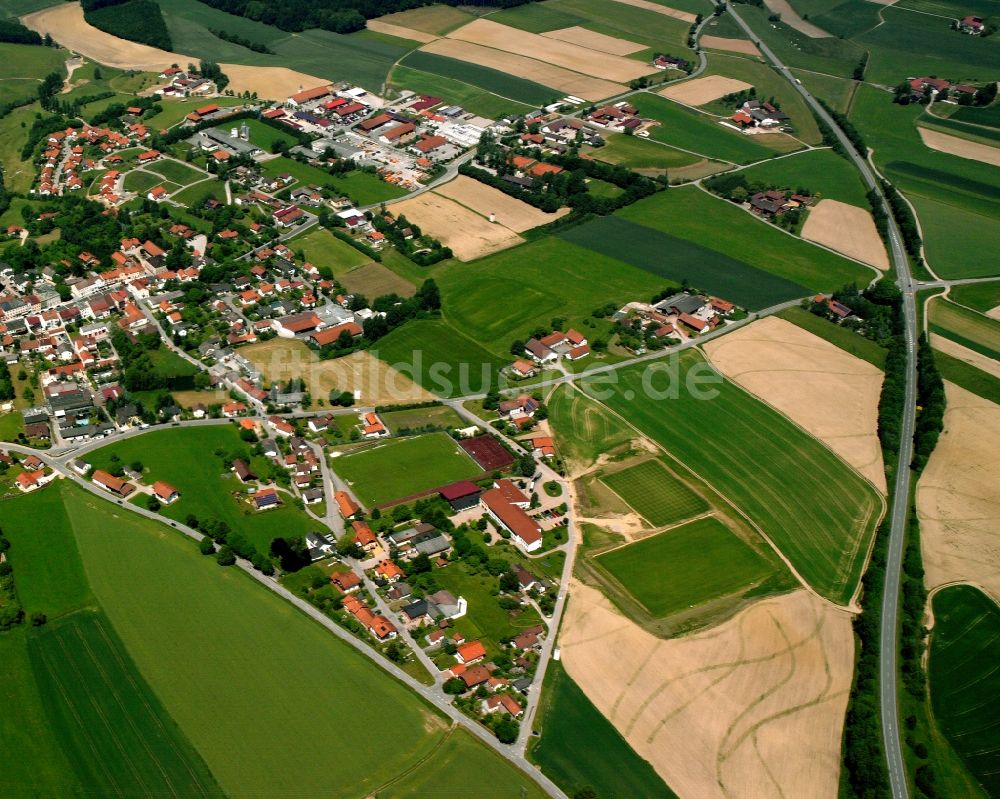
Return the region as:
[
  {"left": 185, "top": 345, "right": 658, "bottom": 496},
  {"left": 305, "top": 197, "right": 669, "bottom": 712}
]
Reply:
[
  {"left": 958, "top": 15, "right": 984, "bottom": 33},
  {"left": 92, "top": 469, "right": 135, "bottom": 497},
  {"left": 509, "top": 359, "right": 536, "bottom": 379},
  {"left": 524, "top": 338, "right": 557, "bottom": 364}
]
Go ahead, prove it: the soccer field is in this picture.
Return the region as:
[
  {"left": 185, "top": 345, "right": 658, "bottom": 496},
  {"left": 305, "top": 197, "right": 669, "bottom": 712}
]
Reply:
[
  {"left": 334, "top": 432, "right": 483, "bottom": 506},
  {"left": 585, "top": 351, "right": 883, "bottom": 605},
  {"left": 601, "top": 460, "right": 708, "bottom": 527},
  {"left": 597, "top": 517, "right": 781, "bottom": 617}
]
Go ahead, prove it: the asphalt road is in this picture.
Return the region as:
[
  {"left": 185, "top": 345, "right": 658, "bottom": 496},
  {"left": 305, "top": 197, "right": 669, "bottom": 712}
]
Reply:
[{"left": 726, "top": 6, "right": 914, "bottom": 796}]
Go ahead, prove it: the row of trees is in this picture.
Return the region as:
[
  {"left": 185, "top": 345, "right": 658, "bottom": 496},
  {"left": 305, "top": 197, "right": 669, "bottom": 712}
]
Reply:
[
  {"left": 210, "top": 28, "right": 275, "bottom": 53},
  {"left": 0, "top": 531, "right": 24, "bottom": 631},
  {"left": 0, "top": 20, "right": 45, "bottom": 45}
]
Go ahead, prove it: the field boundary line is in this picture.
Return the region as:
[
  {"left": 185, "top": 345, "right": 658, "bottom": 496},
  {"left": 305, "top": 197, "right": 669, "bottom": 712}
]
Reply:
[
  {"left": 366, "top": 724, "right": 456, "bottom": 796},
  {"left": 593, "top": 511, "right": 716, "bottom": 558}
]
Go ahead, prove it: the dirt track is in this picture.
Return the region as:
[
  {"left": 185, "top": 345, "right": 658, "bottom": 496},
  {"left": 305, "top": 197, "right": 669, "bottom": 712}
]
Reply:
[
  {"left": 446, "top": 19, "right": 654, "bottom": 83},
  {"left": 419, "top": 38, "right": 624, "bottom": 101},
  {"left": 659, "top": 75, "right": 753, "bottom": 106},
  {"left": 434, "top": 175, "right": 568, "bottom": 233},
  {"left": 701, "top": 35, "right": 761, "bottom": 55},
  {"left": 918, "top": 126, "right": 1000, "bottom": 168},
  {"left": 704, "top": 316, "right": 887, "bottom": 493},
  {"left": 390, "top": 192, "right": 523, "bottom": 261},
  {"left": 802, "top": 199, "right": 890, "bottom": 270},
  {"left": 540, "top": 26, "right": 646, "bottom": 56},
  {"left": 22, "top": 3, "right": 329, "bottom": 100},
  {"left": 560, "top": 581, "right": 853, "bottom": 799},
  {"left": 917, "top": 381, "right": 1000, "bottom": 604}
]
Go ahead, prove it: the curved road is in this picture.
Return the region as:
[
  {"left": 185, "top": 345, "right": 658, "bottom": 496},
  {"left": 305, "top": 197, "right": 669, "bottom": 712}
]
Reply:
[{"left": 726, "top": 5, "right": 915, "bottom": 797}]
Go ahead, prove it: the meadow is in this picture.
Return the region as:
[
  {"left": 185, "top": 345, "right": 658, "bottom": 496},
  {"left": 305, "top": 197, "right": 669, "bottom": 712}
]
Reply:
[
  {"left": 530, "top": 661, "right": 678, "bottom": 799},
  {"left": 398, "top": 51, "right": 557, "bottom": 107},
  {"left": 929, "top": 298, "right": 1000, "bottom": 360},
  {"left": 616, "top": 187, "right": 878, "bottom": 291},
  {"left": 29, "top": 609, "right": 222, "bottom": 799},
  {"left": 86, "top": 426, "right": 319, "bottom": 552},
  {"left": 597, "top": 516, "right": 782, "bottom": 617},
  {"left": 790, "top": 69, "right": 857, "bottom": 115},
  {"left": 333, "top": 432, "right": 482, "bottom": 506},
  {"left": 287, "top": 226, "right": 370, "bottom": 274},
  {"left": 558, "top": 215, "right": 810, "bottom": 310},
  {"left": 434, "top": 236, "right": 662, "bottom": 357},
  {"left": 929, "top": 585, "right": 1000, "bottom": 797},
  {"left": 261, "top": 157, "right": 407, "bottom": 205},
  {"left": 584, "top": 351, "right": 883, "bottom": 605},
  {"left": 340, "top": 262, "right": 416, "bottom": 298},
  {"left": 546, "top": 385, "right": 635, "bottom": 471},
  {"left": 378, "top": 4, "right": 474, "bottom": 35},
  {"left": 951, "top": 102, "right": 1000, "bottom": 131},
  {"left": 736, "top": 148, "right": 870, "bottom": 206},
  {"left": 380, "top": 403, "right": 464, "bottom": 432},
  {"left": 932, "top": 350, "right": 1000, "bottom": 405},
  {"left": 850, "top": 84, "right": 1000, "bottom": 279},
  {"left": 146, "top": 159, "right": 206, "bottom": 184},
  {"left": 779, "top": 306, "right": 888, "bottom": 368},
  {"left": 600, "top": 459, "right": 707, "bottom": 527},
  {"left": 590, "top": 133, "right": 701, "bottom": 172},
  {"left": 921, "top": 114, "right": 1000, "bottom": 146},
  {"left": 634, "top": 94, "right": 779, "bottom": 164},
  {"left": 124, "top": 170, "right": 175, "bottom": 194},
  {"left": 948, "top": 281, "right": 1000, "bottom": 313},
  {"left": 372, "top": 318, "right": 508, "bottom": 397},
  {"left": 389, "top": 64, "right": 533, "bottom": 118}
]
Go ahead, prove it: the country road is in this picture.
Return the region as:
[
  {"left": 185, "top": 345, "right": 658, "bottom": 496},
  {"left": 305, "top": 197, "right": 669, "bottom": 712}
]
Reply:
[{"left": 726, "top": 5, "right": 916, "bottom": 797}]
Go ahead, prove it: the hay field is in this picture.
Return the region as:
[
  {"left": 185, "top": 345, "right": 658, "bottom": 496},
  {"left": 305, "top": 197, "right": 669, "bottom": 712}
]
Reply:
[
  {"left": 701, "top": 35, "right": 761, "bottom": 55},
  {"left": 801, "top": 199, "right": 890, "bottom": 270},
  {"left": 390, "top": 192, "right": 523, "bottom": 260},
  {"left": 560, "top": 582, "right": 853, "bottom": 799},
  {"left": 340, "top": 262, "right": 415, "bottom": 298},
  {"left": 608, "top": 0, "right": 697, "bottom": 23},
  {"left": 419, "top": 38, "right": 623, "bottom": 101},
  {"left": 918, "top": 126, "right": 1000, "bottom": 168},
  {"left": 704, "top": 316, "right": 887, "bottom": 492},
  {"left": 659, "top": 75, "right": 754, "bottom": 106},
  {"left": 433, "top": 175, "right": 569, "bottom": 233},
  {"left": 365, "top": 19, "right": 437, "bottom": 43},
  {"left": 931, "top": 333, "right": 1000, "bottom": 380},
  {"left": 917, "top": 381, "right": 1000, "bottom": 603},
  {"left": 241, "top": 339, "right": 432, "bottom": 404},
  {"left": 21, "top": 3, "right": 327, "bottom": 99},
  {"left": 446, "top": 19, "right": 654, "bottom": 83},
  {"left": 540, "top": 26, "right": 646, "bottom": 55}
]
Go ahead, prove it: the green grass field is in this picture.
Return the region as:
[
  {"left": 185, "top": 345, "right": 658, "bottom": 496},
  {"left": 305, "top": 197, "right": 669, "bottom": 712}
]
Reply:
[
  {"left": 584, "top": 351, "right": 883, "bottom": 604},
  {"left": 736, "top": 148, "right": 870, "bottom": 206},
  {"left": 951, "top": 101, "right": 1000, "bottom": 131},
  {"left": 633, "top": 94, "right": 780, "bottom": 164},
  {"left": 530, "top": 661, "right": 678, "bottom": 799},
  {"left": 929, "top": 585, "right": 1000, "bottom": 797},
  {"left": 260, "top": 156, "right": 406, "bottom": 205},
  {"left": 933, "top": 350, "right": 1000, "bottom": 405},
  {"left": 86, "top": 426, "right": 319, "bottom": 552},
  {"left": 372, "top": 318, "right": 509, "bottom": 397},
  {"left": 334, "top": 432, "right": 482, "bottom": 506},
  {"left": 597, "top": 516, "right": 781, "bottom": 617},
  {"left": 779, "top": 306, "right": 888, "bottom": 368},
  {"left": 239, "top": 117, "right": 299, "bottom": 150},
  {"left": 790, "top": 69, "right": 857, "bottom": 114},
  {"left": 547, "top": 385, "right": 635, "bottom": 470},
  {"left": 29, "top": 609, "right": 223, "bottom": 799},
  {"left": 929, "top": 298, "right": 1000, "bottom": 360},
  {"left": 590, "top": 134, "right": 701, "bottom": 172},
  {"left": 146, "top": 159, "right": 205, "bottom": 185},
  {"left": 601, "top": 459, "right": 708, "bottom": 527},
  {"left": 910, "top": 196, "right": 1000, "bottom": 281},
  {"left": 434, "top": 236, "right": 662, "bottom": 357},
  {"left": 398, "top": 51, "right": 558, "bottom": 107},
  {"left": 389, "top": 64, "right": 533, "bottom": 118},
  {"left": 286, "top": 226, "right": 370, "bottom": 274},
  {"left": 616, "top": 186, "right": 877, "bottom": 293},
  {"left": 0, "top": 41, "right": 65, "bottom": 81},
  {"left": 558, "top": 215, "right": 810, "bottom": 310},
  {"left": 947, "top": 281, "right": 1000, "bottom": 313},
  {"left": 380, "top": 403, "right": 465, "bottom": 431}
]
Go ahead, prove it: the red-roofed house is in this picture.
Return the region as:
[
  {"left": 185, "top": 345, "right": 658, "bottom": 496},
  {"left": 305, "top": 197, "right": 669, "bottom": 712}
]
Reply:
[
  {"left": 455, "top": 640, "right": 487, "bottom": 665},
  {"left": 153, "top": 481, "right": 179, "bottom": 504}
]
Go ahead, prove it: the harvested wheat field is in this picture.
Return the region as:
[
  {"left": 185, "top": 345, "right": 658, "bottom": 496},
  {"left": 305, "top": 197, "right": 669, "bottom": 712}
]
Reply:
[
  {"left": 242, "top": 340, "right": 432, "bottom": 404},
  {"left": 609, "top": 0, "right": 697, "bottom": 23},
  {"left": 540, "top": 26, "right": 646, "bottom": 56},
  {"left": 420, "top": 39, "right": 623, "bottom": 101},
  {"left": 918, "top": 127, "right": 1000, "bottom": 168},
  {"left": 917, "top": 382, "right": 1000, "bottom": 603},
  {"left": 340, "top": 262, "right": 415, "bottom": 298},
  {"left": 704, "top": 316, "right": 887, "bottom": 492},
  {"left": 446, "top": 19, "right": 654, "bottom": 83},
  {"left": 660, "top": 75, "right": 754, "bottom": 106},
  {"left": 931, "top": 334, "right": 1000, "bottom": 379},
  {"left": 988, "top": 305, "right": 1000, "bottom": 321},
  {"left": 21, "top": 3, "right": 328, "bottom": 99},
  {"left": 763, "top": 0, "right": 830, "bottom": 36},
  {"left": 701, "top": 35, "right": 762, "bottom": 55},
  {"left": 561, "top": 581, "right": 853, "bottom": 799},
  {"left": 365, "top": 19, "right": 438, "bottom": 43},
  {"left": 434, "top": 175, "right": 569, "bottom": 233},
  {"left": 390, "top": 192, "right": 522, "bottom": 260},
  {"left": 802, "top": 200, "right": 889, "bottom": 270}
]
